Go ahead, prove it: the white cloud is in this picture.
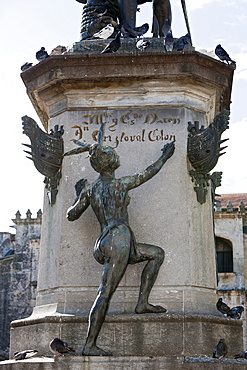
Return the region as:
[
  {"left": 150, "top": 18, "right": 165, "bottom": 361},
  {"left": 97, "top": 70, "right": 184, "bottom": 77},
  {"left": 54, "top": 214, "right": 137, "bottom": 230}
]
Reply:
[
  {"left": 233, "top": 52, "right": 247, "bottom": 81},
  {"left": 186, "top": 0, "right": 215, "bottom": 10},
  {"left": 215, "top": 117, "right": 247, "bottom": 193},
  {"left": 185, "top": 0, "right": 242, "bottom": 11}
]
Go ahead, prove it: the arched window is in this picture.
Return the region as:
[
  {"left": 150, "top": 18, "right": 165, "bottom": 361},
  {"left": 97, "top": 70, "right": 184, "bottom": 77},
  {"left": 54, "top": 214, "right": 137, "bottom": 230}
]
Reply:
[{"left": 216, "top": 237, "right": 233, "bottom": 273}]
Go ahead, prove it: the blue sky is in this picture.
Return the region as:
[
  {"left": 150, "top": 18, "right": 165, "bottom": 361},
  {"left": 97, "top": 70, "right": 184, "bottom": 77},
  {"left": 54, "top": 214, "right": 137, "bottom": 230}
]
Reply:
[{"left": 0, "top": 0, "right": 247, "bottom": 232}]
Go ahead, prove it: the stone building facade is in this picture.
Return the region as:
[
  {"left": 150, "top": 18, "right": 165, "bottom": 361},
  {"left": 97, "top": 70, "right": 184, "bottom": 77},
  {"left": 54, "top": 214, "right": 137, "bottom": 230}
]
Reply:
[
  {"left": 0, "top": 210, "right": 42, "bottom": 353},
  {"left": 215, "top": 193, "right": 247, "bottom": 346},
  {"left": 0, "top": 195, "right": 247, "bottom": 354}
]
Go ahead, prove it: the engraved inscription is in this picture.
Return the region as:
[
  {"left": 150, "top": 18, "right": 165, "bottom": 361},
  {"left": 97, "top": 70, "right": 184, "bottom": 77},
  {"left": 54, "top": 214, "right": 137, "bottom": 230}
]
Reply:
[{"left": 70, "top": 110, "right": 180, "bottom": 147}]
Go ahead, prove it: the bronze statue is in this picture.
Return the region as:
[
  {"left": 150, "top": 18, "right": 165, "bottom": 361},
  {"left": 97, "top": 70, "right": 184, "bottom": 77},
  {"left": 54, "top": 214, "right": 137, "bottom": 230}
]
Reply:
[
  {"left": 66, "top": 136, "right": 175, "bottom": 356},
  {"left": 187, "top": 109, "right": 230, "bottom": 204},
  {"left": 22, "top": 116, "right": 64, "bottom": 205},
  {"left": 75, "top": 0, "right": 172, "bottom": 39}
]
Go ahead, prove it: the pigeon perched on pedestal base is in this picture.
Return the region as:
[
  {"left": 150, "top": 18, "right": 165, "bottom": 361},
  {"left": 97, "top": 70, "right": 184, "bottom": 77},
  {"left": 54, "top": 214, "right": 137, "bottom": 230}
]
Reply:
[
  {"left": 215, "top": 44, "right": 235, "bottom": 65},
  {"left": 36, "top": 47, "right": 49, "bottom": 61},
  {"left": 213, "top": 339, "right": 227, "bottom": 361},
  {"left": 216, "top": 298, "right": 244, "bottom": 319},
  {"left": 49, "top": 338, "right": 75, "bottom": 356},
  {"left": 235, "top": 351, "right": 247, "bottom": 360},
  {"left": 13, "top": 350, "right": 38, "bottom": 360}
]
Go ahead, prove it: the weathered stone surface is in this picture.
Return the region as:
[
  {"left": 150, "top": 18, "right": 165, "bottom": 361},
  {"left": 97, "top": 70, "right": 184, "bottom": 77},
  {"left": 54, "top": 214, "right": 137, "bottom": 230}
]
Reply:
[
  {"left": 70, "top": 37, "right": 195, "bottom": 54},
  {"left": 18, "top": 52, "right": 234, "bottom": 319},
  {"left": 0, "top": 214, "right": 41, "bottom": 352},
  {"left": 1, "top": 356, "right": 247, "bottom": 370},
  {"left": 10, "top": 314, "right": 243, "bottom": 358},
  {"left": 21, "top": 51, "right": 234, "bottom": 131}
]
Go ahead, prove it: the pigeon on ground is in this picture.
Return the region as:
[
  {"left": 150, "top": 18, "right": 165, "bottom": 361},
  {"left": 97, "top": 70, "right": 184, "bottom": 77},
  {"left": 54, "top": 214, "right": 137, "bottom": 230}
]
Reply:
[
  {"left": 235, "top": 350, "right": 247, "bottom": 360},
  {"left": 93, "top": 24, "right": 114, "bottom": 39},
  {"left": 164, "top": 30, "right": 174, "bottom": 52},
  {"left": 136, "top": 39, "right": 150, "bottom": 52},
  {"left": 49, "top": 338, "right": 75, "bottom": 356},
  {"left": 36, "top": 47, "right": 49, "bottom": 61},
  {"left": 50, "top": 45, "right": 67, "bottom": 55},
  {"left": 101, "top": 31, "right": 121, "bottom": 53},
  {"left": 213, "top": 339, "right": 227, "bottom": 360},
  {"left": 176, "top": 33, "right": 191, "bottom": 51},
  {"left": 121, "top": 23, "right": 149, "bottom": 38},
  {"left": 162, "top": 19, "right": 171, "bottom": 38},
  {"left": 215, "top": 44, "right": 235, "bottom": 65},
  {"left": 13, "top": 350, "right": 38, "bottom": 360},
  {"left": 89, "top": 2, "right": 109, "bottom": 17},
  {"left": 216, "top": 298, "right": 244, "bottom": 319},
  {"left": 21, "top": 62, "right": 33, "bottom": 72}
]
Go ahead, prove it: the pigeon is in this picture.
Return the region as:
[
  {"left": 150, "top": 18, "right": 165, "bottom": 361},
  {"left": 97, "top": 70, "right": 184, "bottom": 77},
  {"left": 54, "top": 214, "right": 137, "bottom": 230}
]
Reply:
[
  {"left": 234, "top": 350, "right": 247, "bottom": 360},
  {"left": 216, "top": 298, "right": 231, "bottom": 316},
  {"left": 89, "top": 2, "right": 109, "bottom": 17},
  {"left": 215, "top": 44, "right": 235, "bottom": 65},
  {"left": 121, "top": 23, "right": 149, "bottom": 38},
  {"left": 13, "top": 350, "right": 38, "bottom": 360},
  {"left": 50, "top": 45, "right": 67, "bottom": 55},
  {"left": 93, "top": 24, "right": 115, "bottom": 39},
  {"left": 162, "top": 19, "right": 171, "bottom": 38},
  {"left": 129, "top": 23, "right": 149, "bottom": 37},
  {"left": 21, "top": 62, "right": 33, "bottom": 72},
  {"left": 164, "top": 30, "right": 174, "bottom": 52},
  {"left": 216, "top": 298, "right": 244, "bottom": 319},
  {"left": 36, "top": 47, "right": 49, "bottom": 61},
  {"left": 136, "top": 39, "right": 151, "bottom": 52},
  {"left": 176, "top": 33, "right": 191, "bottom": 51},
  {"left": 101, "top": 31, "right": 121, "bottom": 53},
  {"left": 49, "top": 338, "right": 75, "bottom": 356},
  {"left": 229, "top": 305, "right": 244, "bottom": 319},
  {"left": 213, "top": 339, "right": 227, "bottom": 360}
]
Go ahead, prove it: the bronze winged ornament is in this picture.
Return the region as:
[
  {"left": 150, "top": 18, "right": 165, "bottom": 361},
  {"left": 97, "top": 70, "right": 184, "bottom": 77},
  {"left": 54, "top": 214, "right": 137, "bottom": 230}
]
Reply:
[
  {"left": 22, "top": 115, "right": 64, "bottom": 205},
  {"left": 187, "top": 109, "right": 230, "bottom": 204}
]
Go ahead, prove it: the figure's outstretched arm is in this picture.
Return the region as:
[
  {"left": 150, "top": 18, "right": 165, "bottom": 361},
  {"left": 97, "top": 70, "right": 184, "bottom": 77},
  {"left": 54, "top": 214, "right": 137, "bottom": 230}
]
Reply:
[
  {"left": 67, "top": 189, "right": 90, "bottom": 221},
  {"left": 123, "top": 141, "right": 175, "bottom": 190}
]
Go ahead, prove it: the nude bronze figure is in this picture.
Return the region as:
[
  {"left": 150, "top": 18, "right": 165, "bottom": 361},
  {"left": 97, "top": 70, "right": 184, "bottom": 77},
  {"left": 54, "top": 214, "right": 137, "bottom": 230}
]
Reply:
[{"left": 66, "top": 139, "right": 175, "bottom": 356}]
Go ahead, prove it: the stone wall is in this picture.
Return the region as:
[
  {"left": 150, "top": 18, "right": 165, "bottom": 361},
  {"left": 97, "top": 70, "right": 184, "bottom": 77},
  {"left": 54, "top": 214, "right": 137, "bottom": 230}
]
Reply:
[
  {"left": 214, "top": 193, "right": 247, "bottom": 346},
  {"left": 0, "top": 211, "right": 42, "bottom": 353}
]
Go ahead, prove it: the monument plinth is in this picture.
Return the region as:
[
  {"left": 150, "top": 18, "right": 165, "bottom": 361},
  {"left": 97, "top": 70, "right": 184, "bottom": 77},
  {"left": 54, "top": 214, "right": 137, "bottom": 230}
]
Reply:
[{"left": 9, "top": 49, "right": 242, "bottom": 362}]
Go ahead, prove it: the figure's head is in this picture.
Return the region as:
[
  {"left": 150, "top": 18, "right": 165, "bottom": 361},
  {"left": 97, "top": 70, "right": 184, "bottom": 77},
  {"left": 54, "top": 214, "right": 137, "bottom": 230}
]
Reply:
[{"left": 89, "top": 144, "right": 120, "bottom": 173}]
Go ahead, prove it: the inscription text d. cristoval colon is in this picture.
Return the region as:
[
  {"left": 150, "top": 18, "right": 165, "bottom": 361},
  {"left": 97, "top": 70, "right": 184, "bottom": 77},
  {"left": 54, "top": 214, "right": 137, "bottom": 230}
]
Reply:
[{"left": 70, "top": 110, "right": 180, "bottom": 148}]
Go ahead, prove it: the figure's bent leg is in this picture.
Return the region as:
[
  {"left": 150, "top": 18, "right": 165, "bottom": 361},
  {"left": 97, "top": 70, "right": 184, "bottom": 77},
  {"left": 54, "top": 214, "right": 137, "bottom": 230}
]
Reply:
[
  {"left": 131, "top": 243, "right": 167, "bottom": 314},
  {"left": 82, "top": 226, "right": 131, "bottom": 356}
]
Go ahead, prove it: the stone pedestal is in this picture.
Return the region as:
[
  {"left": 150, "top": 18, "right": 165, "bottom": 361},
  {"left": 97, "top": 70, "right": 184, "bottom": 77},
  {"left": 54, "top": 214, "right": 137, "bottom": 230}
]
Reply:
[
  {"left": 9, "top": 47, "right": 240, "bottom": 364},
  {"left": 2, "top": 356, "right": 247, "bottom": 370},
  {"left": 10, "top": 313, "right": 243, "bottom": 358}
]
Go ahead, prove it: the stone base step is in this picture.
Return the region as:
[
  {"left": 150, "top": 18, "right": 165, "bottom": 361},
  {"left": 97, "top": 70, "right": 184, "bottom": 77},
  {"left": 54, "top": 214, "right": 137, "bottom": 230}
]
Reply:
[
  {"left": 10, "top": 314, "right": 243, "bottom": 358},
  {"left": 1, "top": 356, "right": 247, "bottom": 370}
]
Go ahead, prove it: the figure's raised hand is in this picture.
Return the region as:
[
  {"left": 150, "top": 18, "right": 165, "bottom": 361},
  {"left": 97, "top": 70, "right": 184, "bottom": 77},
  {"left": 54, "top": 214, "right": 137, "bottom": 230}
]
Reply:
[{"left": 161, "top": 141, "right": 175, "bottom": 159}]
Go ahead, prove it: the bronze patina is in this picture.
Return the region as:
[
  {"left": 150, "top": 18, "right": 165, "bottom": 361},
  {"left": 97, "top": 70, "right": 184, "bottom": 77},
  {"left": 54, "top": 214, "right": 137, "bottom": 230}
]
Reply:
[
  {"left": 22, "top": 116, "right": 64, "bottom": 205},
  {"left": 187, "top": 110, "right": 230, "bottom": 204},
  {"left": 75, "top": 0, "right": 172, "bottom": 39},
  {"left": 66, "top": 133, "right": 175, "bottom": 355}
]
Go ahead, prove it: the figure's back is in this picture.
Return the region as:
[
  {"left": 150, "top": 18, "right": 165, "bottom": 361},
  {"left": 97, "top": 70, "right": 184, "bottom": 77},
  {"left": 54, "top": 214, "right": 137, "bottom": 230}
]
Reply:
[{"left": 90, "top": 177, "right": 130, "bottom": 230}]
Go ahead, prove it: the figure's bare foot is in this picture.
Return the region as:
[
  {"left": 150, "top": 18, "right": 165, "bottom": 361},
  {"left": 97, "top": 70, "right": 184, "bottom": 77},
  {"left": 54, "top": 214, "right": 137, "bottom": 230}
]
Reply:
[
  {"left": 82, "top": 345, "right": 112, "bottom": 356},
  {"left": 135, "top": 303, "right": 167, "bottom": 314}
]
